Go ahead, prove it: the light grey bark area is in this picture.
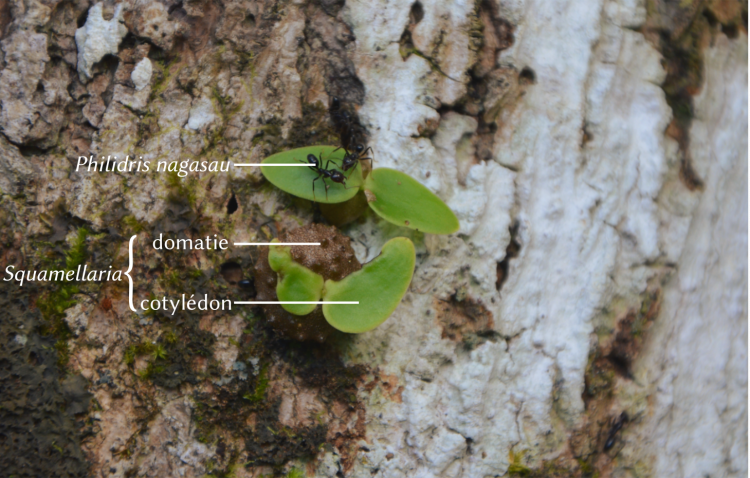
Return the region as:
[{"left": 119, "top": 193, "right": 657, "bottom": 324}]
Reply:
[
  {"left": 0, "top": 0, "right": 745, "bottom": 477},
  {"left": 341, "top": 1, "right": 746, "bottom": 477},
  {"left": 632, "top": 35, "right": 748, "bottom": 478}
]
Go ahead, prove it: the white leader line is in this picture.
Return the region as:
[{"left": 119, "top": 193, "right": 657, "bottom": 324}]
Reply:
[
  {"left": 234, "top": 163, "right": 313, "bottom": 167},
  {"left": 234, "top": 301, "right": 358, "bottom": 305},
  {"left": 234, "top": 242, "right": 321, "bottom": 246}
]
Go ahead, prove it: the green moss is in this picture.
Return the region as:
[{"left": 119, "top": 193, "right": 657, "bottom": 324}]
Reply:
[
  {"left": 165, "top": 170, "right": 199, "bottom": 206},
  {"left": 65, "top": 227, "right": 89, "bottom": 270},
  {"left": 468, "top": 0, "right": 484, "bottom": 52},
  {"left": 152, "top": 344, "right": 168, "bottom": 360},
  {"left": 508, "top": 450, "right": 531, "bottom": 476},
  {"left": 37, "top": 283, "right": 79, "bottom": 320},
  {"left": 584, "top": 351, "right": 615, "bottom": 398},
  {"left": 212, "top": 86, "right": 230, "bottom": 110},
  {"left": 162, "top": 269, "right": 183, "bottom": 289},
  {"left": 235, "top": 50, "right": 255, "bottom": 73},
  {"left": 285, "top": 467, "right": 305, "bottom": 478},
  {"left": 150, "top": 55, "right": 182, "bottom": 100},
  {"left": 243, "top": 363, "right": 270, "bottom": 403},
  {"left": 508, "top": 463, "right": 531, "bottom": 476},
  {"left": 163, "top": 329, "right": 179, "bottom": 344},
  {"left": 189, "top": 268, "right": 204, "bottom": 280},
  {"left": 123, "top": 346, "right": 137, "bottom": 366},
  {"left": 139, "top": 362, "right": 166, "bottom": 380},
  {"left": 53, "top": 338, "right": 71, "bottom": 368},
  {"left": 577, "top": 458, "right": 600, "bottom": 478},
  {"left": 399, "top": 46, "right": 455, "bottom": 80},
  {"left": 123, "top": 341, "right": 156, "bottom": 366},
  {"left": 36, "top": 227, "right": 93, "bottom": 367},
  {"left": 122, "top": 215, "right": 146, "bottom": 233}
]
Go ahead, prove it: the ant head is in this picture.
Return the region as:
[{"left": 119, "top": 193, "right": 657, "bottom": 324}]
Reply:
[
  {"left": 354, "top": 144, "right": 365, "bottom": 153},
  {"left": 331, "top": 97, "right": 341, "bottom": 110},
  {"left": 307, "top": 154, "right": 319, "bottom": 164}
]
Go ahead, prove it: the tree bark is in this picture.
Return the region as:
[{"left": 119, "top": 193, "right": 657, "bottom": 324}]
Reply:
[{"left": 0, "top": 0, "right": 745, "bottom": 477}]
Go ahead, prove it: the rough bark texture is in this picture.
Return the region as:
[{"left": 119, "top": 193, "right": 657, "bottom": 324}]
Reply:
[{"left": 0, "top": 0, "right": 746, "bottom": 477}]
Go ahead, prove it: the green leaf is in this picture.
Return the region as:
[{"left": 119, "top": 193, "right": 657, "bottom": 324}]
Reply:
[
  {"left": 364, "top": 168, "right": 459, "bottom": 234},
  {"left": 322, "top": 237, "right": 415, "bottom": 333},
  {"left": 261, "top": 146, "right": 363, "bottom": 203},
  {"left": 268, "top": 243, "right": 324, "bottom": 315}
]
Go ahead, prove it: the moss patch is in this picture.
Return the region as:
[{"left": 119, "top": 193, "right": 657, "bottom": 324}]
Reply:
[
  {"left": 35, "top": 227, "right": 91, "bottom": 367},
  {"left": 191, "top": 315, "right": 368, "bottom": 473}
]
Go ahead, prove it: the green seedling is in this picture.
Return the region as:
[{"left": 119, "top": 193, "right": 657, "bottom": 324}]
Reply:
[
  {"left": 323, "top": 237, "right": 415, "bottom": 333},
  {"left": 268, "top": 241, "right": 325, "bottom": 316},
  {"left": 363, "top": 168, "right": 459, "bottom": 234},
  {"left": 261, "top": 146, "right": 459, "bottom": 234},
  {"left": 261, "top": 146, "right": 363, "bottom": 203},
  {"left": 266, "top": 237, "right": 416, "bottom": 334}
]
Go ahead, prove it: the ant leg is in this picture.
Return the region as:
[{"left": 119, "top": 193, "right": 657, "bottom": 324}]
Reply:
[
  {"left": 312, "top": 175, "right": 322, "bottom": 202},
  {"left": 322, "top": 177, "right": 330, "bottom": 201},
  {"left": 363, "top": 147, "right": 375, "bottom": 168},
  {"left": 326, "top": 159, "right": 344, "bottom": 171},
  {"left": 345, "top": 155, "right": 373, "bottom": 180},
  {"left": 325, "top": 158, "right": 346, "bottom": 172}
]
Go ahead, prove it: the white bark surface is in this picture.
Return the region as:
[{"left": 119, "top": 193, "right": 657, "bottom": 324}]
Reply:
[
  {"left": 634, "top": 35, "right": 748, "bottom": 478},
  {"left": 334, "top": 0, "right": 747, "bottom": 477}
]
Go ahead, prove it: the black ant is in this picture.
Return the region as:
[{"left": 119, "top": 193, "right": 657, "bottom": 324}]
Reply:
[
  {"left": 330, "top": 97, "right": 365, "bottom": 150},
  {"left": 301, "top": 153, "right": 350, "bottom": 201},
  {"left": 337, "top": 143, "right": 374, "bottom": 175},
  {"left": 329, "top": 97, "right": 373, "bottom": 174},
  {"left": 329, "top": 97, "right": 352, "bottom": 132},
  {"left": 603, "top": 412, "right": 629, "bottom": 451}
]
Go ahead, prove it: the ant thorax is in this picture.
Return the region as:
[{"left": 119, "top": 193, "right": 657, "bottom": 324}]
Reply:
[{"left": 300, "top": 151, "right": 352, "bottom": 201}]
